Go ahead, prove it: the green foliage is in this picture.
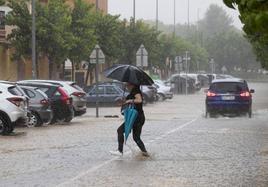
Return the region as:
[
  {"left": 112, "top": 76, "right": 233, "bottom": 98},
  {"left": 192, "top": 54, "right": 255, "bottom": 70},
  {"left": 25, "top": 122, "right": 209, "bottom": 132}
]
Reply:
[
  {"left": 69, "top": 0, "right": 96, "bottom": 65},
  {"left": 37, "top": 0, "right": 73, "bottom": 64},
  {"left": 92, "top": 12, "right": 122, "bottom": 64},
  {"left": 118, "top": 18, "right": 160, "bottom": 67},
  {"left": 5, "top": 0, "right": 32, "bottom": 60},
  {"left": 223, "top": 0, "right": 268, "bottom": 69},
  {"left": 5, "top": 0, "right": 260, "bottom": 80},
  {"left": 0, "top": 0, "right": 5, "bottom": 6},
  {"left": 199, "top": 4, "right": 233, "bottom": 38}
]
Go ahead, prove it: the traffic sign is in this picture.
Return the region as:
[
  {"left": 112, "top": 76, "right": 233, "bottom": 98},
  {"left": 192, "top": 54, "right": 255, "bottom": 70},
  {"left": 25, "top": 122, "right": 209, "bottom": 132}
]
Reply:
[
  {"left": 90, "top": 45, "right": 105, "bottom": 64},
  {"left": 136, "top": 44, "right": 148, "bottom": 67}
]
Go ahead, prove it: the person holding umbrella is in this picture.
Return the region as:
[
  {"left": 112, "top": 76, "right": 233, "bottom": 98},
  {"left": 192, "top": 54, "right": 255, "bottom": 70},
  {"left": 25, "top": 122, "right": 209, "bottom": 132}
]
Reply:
[{"left": 104, "top": 65, "right": 153, "bottom": 157}]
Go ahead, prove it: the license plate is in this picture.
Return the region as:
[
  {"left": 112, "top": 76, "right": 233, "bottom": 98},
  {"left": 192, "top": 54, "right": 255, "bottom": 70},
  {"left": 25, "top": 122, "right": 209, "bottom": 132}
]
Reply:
[{"left": 222, "top": 96, "right": 235, "bottom": 100}]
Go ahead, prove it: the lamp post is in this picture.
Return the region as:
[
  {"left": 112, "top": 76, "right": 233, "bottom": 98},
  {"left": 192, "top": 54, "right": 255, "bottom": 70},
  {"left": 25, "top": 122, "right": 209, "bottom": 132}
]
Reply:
[
  {"left": 90, "top": 45, "right": 105, "bottom": 118},
  {"left": 96, "top": 0, "right": 99, "bottom": 11},
  {"left": 183, "top": 51, "right": 190, "bottom": 96},
  {"left": 173, "top": 0, "right": 176, "bottom": 36},
  {"left": 31, "top": 0, "right": 37, "bottom": 79},
  {"left": 133, "top": 0, "right": 136, "bottom": 23},
  {"left": 187, "top": 0, "right": 190, "bottom": 29},
  {"left": 156, "top": 0, "right": 159, "bottom": 30}
]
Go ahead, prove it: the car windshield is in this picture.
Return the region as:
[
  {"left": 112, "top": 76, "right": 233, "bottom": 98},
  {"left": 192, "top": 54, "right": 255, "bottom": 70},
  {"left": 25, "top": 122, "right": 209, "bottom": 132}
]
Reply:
[{"left": 210, "top": 82, "right": 248, "bottom": 93}]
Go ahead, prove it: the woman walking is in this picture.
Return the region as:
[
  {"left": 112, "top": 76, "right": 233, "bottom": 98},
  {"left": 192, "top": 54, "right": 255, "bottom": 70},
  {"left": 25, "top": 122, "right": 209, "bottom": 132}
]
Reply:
[{"left": 110, "top": 83, "right": 149, "bottom": 157}]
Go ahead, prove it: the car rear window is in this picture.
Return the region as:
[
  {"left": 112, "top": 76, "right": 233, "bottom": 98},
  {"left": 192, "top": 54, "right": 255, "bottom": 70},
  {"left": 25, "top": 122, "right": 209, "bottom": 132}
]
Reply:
[
  {"left": 70, "top": 83, "right": 84, "bottom": 92},
  {"left": 210, "top": 82, "right": 248, "bottom": 93},
  {"left": 22, "top": 88, "right": 36, "bottom": 98},
  {"left": 8, "top": 86, "right": 24, "bottom": 96}
]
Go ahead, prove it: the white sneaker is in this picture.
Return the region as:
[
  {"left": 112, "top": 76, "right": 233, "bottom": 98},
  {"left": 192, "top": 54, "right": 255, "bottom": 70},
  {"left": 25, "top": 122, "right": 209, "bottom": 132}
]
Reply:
[{"left": 109, "top": 150, "right": 123, "bottom": 156}]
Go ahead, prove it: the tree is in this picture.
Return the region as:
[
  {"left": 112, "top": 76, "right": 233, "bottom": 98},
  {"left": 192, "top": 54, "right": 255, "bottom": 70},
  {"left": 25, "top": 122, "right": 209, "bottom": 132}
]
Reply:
[
  {"left": 5, "top": 0, "right": 32, "bottom": 61},
  {"left": 0, "top": 0, "right": 5, "bottom": 6},
  {"left": 205, "top": 29, "right": 258, "bottom": 72},
  {"left": 118, "top": 19, "right": 160, "bottom": 68},
  {"left": 69, "top": 0, "right": 96, "bottom": 81},
  {"left": 36, "top": 0, "right": 73, "bottom": 79},
  {"left": 93, "top": 12, "right": 122, "bottom": 65},
  {"left": 223, "top": 0, "right": 268, "bottom": 69},
  {"left": 198, "top": 4, "right": 233, "bottom": 38}
]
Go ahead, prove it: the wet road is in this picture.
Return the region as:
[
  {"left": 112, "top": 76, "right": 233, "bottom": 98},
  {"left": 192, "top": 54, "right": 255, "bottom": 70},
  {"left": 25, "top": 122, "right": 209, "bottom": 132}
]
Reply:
[{"left": 0, "top": 82, "right": 268, "bottom": 187}]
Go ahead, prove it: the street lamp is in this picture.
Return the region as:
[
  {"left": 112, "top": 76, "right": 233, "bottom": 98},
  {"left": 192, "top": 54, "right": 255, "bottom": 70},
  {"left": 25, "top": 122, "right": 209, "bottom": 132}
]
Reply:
[
  {"left": 187, "top": 0, "right": 190, "bottom": 29},
  {"left": 183, "top": 51, "right": 190, "bottom": 96},
  {"left": 96, "top": 0, "right": 99, "bottom": 11},
  {"left": 133, "top": 0, "right": 136, "bottom": 23},
  {"left": 31, "top": 0, "right": 37, "bottom": 79},
  {"left": 156, "top": 0, "right": 159, "bottom": 30},
  {"left": 173, "top": 0, "right": 176, "bottom": 36}
]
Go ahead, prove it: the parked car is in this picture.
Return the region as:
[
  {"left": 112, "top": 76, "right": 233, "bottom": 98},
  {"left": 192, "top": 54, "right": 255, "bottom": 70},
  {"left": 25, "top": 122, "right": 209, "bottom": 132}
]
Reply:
[
  {"left": 205, "top": 78, "right": 254, "bottom": 118},
  {"left": 0, "top": 83, "right": 28, "bottom": 134},
  {"left": 20, "top": 80, "right": 87, "bottom": 117},
  {"left": 20, "top": 86, "right": 53, "bottom": 127},
  {"left": 167, "top": 74, "right": 196, "bottom": 94},
  {"left": 197, "top": 74, "right": 210, "bottom": 88},
  {"left": 141, "top": 85, "right": 157, "bottom": 103},
  {"left": 207, "top": 74, "right": 235, "bottom": 84},
  {"left": 180, "top": 74, "right": 201, "bottom": 91},
  {"left": 89, "top": 81, "right": 156, "bottom": 104},
  {"left": 86, "top": 84, "right": 127, "bottom": 106},
  {"left": 17, "top": 82, "right": 74, "bottom": 123},
  {"left": 154, "top": 80, "right": 173, "bottom": 101}
]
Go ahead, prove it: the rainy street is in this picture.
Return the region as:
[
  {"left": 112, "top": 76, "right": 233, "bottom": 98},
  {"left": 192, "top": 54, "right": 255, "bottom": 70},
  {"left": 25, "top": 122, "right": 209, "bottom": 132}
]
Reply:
[{"left": 0, "top": 82, "right": 268, "bottom": 187}]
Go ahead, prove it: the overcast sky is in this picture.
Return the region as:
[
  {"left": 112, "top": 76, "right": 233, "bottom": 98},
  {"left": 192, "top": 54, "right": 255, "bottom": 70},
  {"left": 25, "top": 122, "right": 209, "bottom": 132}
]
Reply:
[{"left": 108, "top": 0, "right": 242, "bottom": 29}]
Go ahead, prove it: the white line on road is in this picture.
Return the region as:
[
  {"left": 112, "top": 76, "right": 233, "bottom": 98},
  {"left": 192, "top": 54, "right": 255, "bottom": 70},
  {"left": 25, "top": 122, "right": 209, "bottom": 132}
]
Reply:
[{"left": 56, "top": 118, "right": 198, "bottom": 187}]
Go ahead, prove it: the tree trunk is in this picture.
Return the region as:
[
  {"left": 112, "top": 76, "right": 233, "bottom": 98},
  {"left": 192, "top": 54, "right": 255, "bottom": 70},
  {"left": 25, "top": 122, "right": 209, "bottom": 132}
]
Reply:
[
  {"left": 71, "top": 61, "right": 75, "bottom": 81},
  {"left": 17, "top": 59, "right": 25, "bottom": 81},
  {"left": 62, "top": 61, "right": 65, "bottom": 80},
  {"left": 48, "top": 57, "right": 52, "bottom": 79}
]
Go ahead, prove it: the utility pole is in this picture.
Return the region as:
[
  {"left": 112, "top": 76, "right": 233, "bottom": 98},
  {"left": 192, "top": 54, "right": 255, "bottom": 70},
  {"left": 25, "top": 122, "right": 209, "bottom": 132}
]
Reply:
[
  {"left": 96, "top": 0, "right": 99, "bottom": 11},
  {"left": 95, "top": 46, "right": 99, "bottom": 118},
  {"left": 133, "top": 0, "right": 136, "bottom": 23},
  {"left": 173, "top": 0, "right": 176, "bottom": 37},
  {"left": 185, "top": 51, "right": 189, "bottom": 96},
  {"left": 32, "top": 0, "right": 37, "bottom": 79},
  {"left": 156, "top": 0, "right": 159, "bottom": 30},
  {"left": 187, "top": 0, "right": 190, "bottom": 29}
]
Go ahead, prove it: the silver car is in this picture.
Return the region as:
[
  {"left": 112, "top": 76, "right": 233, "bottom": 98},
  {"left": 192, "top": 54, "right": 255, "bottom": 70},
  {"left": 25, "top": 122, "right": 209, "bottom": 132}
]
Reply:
[{"left": 19, "top": 80, "right": 87, "bottom": 117}]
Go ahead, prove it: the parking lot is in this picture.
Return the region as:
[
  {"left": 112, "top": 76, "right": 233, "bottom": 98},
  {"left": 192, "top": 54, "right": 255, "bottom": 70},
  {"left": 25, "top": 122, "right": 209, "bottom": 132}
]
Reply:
[{"left": 0, "top": 82, "right": 268, "bottom": 187}]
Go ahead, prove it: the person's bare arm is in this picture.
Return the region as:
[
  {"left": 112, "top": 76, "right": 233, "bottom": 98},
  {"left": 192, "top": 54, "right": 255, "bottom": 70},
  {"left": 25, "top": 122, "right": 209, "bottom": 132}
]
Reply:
[{"left": 125, "top": 93, "right": 142, "bottom": 104}]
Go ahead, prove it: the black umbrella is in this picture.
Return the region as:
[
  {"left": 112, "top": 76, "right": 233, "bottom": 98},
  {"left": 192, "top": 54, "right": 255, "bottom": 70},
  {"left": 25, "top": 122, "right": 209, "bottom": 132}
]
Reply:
[{"left": 104, "top": 64, "right": 154, "bottom": 86}]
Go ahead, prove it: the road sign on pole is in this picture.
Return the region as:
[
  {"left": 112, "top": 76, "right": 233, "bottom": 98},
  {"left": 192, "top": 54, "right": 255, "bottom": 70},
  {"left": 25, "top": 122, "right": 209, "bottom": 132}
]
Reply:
[
  {"left": 136, "top": 44, "right": 148, "bottom": 68},
  {"left": 183, "top": 51, "right": 190, "bottom": 96},
  {"left": 89, "top": 45, "right": 105, "bottom": 118}
]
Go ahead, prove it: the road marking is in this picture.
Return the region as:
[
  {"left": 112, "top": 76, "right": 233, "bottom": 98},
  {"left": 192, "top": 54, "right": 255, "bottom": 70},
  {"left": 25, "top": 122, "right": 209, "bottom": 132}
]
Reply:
[{"left": 56, "top": 118, "right": 198, "bottom": 187}]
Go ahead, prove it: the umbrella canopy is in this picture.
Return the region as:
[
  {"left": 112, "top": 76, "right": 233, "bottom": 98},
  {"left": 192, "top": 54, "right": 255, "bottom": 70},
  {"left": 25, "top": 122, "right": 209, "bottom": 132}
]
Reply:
[
  {"left": 104, "top": 64, "right": 154, "bottom": 86},
  {"left": 123, "top": 105, "right": 138, "bottom": 143}
]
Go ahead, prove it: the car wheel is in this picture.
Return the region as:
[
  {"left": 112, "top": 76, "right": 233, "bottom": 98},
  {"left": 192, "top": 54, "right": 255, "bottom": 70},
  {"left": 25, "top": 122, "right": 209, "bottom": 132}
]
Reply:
[
  {"left": 27, "top": 112, "right": 41, "bottom": 128},
  {"left": 0, "top": 114, "right": 12, "bottom": 135}
]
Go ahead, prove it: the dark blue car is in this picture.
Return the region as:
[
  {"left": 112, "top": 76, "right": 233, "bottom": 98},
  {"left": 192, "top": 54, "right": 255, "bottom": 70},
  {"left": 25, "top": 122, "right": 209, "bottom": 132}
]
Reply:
[
  {"left": 86, "top": 84, "right": 128, "bottom": 106},
  {"left": 205, "top": 78, "right": 255, "bottom": 118}
]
